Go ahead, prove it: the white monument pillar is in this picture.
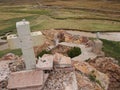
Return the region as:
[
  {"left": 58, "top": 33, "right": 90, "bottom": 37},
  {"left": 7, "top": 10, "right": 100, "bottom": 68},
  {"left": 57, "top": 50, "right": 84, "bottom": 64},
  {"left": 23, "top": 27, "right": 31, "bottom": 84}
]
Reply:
[
  {"left": 16, "top": 19, "right": 36, "bottom": 70},
  {"left": 96, "top": 32, "right": 100, "bottom": 39}
]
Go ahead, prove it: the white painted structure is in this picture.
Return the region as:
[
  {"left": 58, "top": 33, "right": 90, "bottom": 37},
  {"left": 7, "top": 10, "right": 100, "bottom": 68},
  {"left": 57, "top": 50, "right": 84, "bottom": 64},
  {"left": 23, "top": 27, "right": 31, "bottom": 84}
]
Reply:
[
  {"left": 16, "top": 20, "right": 36, "bottom": 70},
  {"left": 7, "top": 31, "right": 45, "bottom": 49}
]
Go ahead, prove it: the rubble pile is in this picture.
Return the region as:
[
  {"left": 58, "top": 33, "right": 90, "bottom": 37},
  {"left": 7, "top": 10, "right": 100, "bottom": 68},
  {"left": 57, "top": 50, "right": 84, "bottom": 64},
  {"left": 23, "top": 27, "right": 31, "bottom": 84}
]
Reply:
[
  {"left": 0, "top": 53, "right": 25, "bottom": 89},
  {"left": 72, "top": 61, "right": 109, "bottom": 90},
  {"left": 86, "top": 39, "right": 104, "bottom": 56},
  {"left": 9, "top": 59, "right": 25, "bottom": 72},
  {"left": 51, "top": 45, "right": 71, "bottom": 56},
  {"left": 88, "top": 57, "right": 120, "bottom": 90},
  {"left": 0, "top": 61, "right": 11, "bottom": 89},
  {"left": 43, "top": 70, "right": 76, "bottom": 90},
  {"left": 0, "top": 52, "right": 112, "bottom": 90},
  {"left": 42, "top": 30, "right": 89, "bottom": 45}
]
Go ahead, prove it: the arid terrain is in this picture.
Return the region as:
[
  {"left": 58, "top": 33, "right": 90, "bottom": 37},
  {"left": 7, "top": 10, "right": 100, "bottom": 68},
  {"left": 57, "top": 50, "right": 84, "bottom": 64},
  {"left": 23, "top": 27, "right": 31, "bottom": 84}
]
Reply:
[{"left": 0, "top": 0, "right": 120, "bottom": 90}]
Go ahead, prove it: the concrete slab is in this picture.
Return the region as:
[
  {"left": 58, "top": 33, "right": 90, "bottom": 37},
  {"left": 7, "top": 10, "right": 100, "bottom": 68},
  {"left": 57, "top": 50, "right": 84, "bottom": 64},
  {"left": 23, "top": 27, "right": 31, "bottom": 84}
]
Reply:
[
  {"left": 36, "top": 54, "right": 53, "bottom": 70},
  {"left": 7, "top": 70, "right": 43, "bottom": 89},
  {"left": 17, "top": 72, "right": 49, "bottom": 90}
]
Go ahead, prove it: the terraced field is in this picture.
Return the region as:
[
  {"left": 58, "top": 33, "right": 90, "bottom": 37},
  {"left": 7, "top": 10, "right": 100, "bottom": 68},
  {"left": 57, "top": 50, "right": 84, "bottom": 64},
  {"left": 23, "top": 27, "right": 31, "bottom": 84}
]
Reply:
[{"left": 0, "top": 0, "right": 120, "bottom": 36}]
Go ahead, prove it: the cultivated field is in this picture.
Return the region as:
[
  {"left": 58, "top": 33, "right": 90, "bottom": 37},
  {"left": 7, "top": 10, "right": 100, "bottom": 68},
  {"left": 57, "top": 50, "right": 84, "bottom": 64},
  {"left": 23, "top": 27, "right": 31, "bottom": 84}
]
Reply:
[{"left": 0, "top": 0, "right": 120, "bottom": 36}]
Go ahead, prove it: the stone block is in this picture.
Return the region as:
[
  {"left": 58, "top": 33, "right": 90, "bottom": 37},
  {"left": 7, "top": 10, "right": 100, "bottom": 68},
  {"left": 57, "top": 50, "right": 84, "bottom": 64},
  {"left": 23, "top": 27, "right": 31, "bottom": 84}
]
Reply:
[
  {"left": 53, "top": 53, "right": 71, "bottom": 68},
  {"left": 36, "top": 54, "right": 53, "bottom": 70},
  {"left": 7, "top": 70, "right": 43, "bottom": 90}
]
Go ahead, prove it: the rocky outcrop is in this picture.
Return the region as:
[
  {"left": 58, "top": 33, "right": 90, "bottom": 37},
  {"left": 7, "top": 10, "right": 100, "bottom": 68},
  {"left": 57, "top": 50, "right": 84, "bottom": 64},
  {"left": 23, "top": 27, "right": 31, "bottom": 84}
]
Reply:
[
  {"left": 72, "top": 61, "right": 109, "bottom": 90},
  {"left": 88, "top": 57, "right": 120, "bottom": 90},
  {"left": 42, "top": 30, "right": 89, "bottom": 45}
]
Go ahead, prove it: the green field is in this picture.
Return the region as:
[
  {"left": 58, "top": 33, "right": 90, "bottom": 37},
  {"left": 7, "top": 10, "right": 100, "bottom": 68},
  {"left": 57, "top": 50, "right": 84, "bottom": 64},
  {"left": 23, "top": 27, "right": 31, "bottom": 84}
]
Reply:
[
  {"left": 0, "top": 0, "right": 120, "bottom": 36},
  {"left": 0, "top": 0, "right": 120, "bottom": 59},
  {"left": 101, "top": 39, "right": 120, "bottom": 65}
]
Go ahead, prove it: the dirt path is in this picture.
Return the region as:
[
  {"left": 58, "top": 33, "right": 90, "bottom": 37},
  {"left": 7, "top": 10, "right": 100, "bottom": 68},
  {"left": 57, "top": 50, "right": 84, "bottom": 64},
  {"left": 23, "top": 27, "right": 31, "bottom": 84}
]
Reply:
[
  {"left": 59, "top": 42, "right": 97, "bottom": 61},
  {"left": 67, "top": 31, "right": 120, "bottom": 41}
]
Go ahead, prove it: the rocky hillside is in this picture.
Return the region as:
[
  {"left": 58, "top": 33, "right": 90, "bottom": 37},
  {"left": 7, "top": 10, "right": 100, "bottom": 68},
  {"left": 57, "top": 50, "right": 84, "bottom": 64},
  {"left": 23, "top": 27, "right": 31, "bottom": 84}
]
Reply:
[
  {"left": 73, "top": 61, "right": 109, "bottom": 90},
  {"left": 88, "top": 57, "right": 120, "bottom": 90},
  {"left": 0, "top": 53, "right": 111, "bottom": 90}
]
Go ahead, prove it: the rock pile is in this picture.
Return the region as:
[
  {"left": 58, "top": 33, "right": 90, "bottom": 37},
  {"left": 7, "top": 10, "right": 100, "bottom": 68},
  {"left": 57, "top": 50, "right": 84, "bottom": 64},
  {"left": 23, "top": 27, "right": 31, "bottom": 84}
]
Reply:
[
  {"left": 51, "top": 45, "right": 71, "bottom": 56},
  {"left": 43, "top": 70, "right": 76, "bottom": 90},
  {"left": 72, "top": 61, "right": 109, "bottom": 90},
  {"left": 86, "top": 39, "right": 104, "bottom": 56},
  {"left": 9, "top": 59, "right": 25, "bottom": 72},
  {"left": 0, "top": 53, "right": 25, "bottom": 89},
  {"left": 1, "top": 53, "right": 19, "bottom": 60},
  {"left": 0, "top": 60, "right": 11, "bottom": 89},
  {"left": 0, "top": 52, "right": 112, "bottom": 90},
  {"left": 42, "top": 30, "right": 89, "bottom": 45},
  {"left": 88, "top": 57, "right": 120, "bottom": 90}
]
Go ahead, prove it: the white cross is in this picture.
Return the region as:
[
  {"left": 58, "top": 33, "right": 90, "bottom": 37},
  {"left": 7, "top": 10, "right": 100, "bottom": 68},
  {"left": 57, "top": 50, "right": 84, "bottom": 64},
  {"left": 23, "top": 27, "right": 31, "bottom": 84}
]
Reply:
[{"left": 16, "top": 19, "right": 36, "bottom": 70}]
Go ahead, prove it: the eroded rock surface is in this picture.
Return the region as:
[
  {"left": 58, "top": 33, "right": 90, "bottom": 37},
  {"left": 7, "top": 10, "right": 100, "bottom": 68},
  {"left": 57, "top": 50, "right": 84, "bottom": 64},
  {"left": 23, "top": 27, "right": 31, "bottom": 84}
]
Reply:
[
  {"left": 88, "top": 57, "right": 120, "bottom": 90},
  {"left": 72, "top": 61, "right": 109, "bottom": 90},
  {"left": 43, "top": 70, "right": 77, "bottom": 90}
]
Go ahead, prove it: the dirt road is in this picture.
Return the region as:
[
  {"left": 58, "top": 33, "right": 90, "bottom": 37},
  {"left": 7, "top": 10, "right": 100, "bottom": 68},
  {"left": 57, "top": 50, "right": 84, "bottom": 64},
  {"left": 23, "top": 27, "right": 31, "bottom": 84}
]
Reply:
[{"left": 67, "top": 31, "right": 120, "bottom": 41}]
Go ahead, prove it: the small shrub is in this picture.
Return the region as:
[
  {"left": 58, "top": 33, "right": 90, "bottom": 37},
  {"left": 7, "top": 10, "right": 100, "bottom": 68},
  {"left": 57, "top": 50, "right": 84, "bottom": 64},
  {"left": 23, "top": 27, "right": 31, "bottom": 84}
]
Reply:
[
  {"left": 85, "top": 58, "right": 90, "bottom": 62},
  {"left": 88, "top": 74, "right": 96, "bottom": 82},
  {"left": 96, "top": 79, "right": 102, "bottom": 87},
  {"left": 37, "top": 50, "right": 51, "bottom": 58},
  {"left": 67, "top": 47, "right": 81, "bottom": 58},
  {"left": 88, "top": 73, "right": 102, "bottom": 88}
]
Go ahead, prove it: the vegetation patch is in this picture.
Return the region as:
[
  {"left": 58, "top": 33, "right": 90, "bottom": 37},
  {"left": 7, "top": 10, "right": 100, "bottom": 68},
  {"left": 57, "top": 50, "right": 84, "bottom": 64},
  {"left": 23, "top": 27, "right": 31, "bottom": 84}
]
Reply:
[
  {"left": 67, "top": 47, "right": 81, "bottom": 58},
  {"left": 101, "top": 39, "right": 120, "bottom": 65},
  {"left": 88, "top": 71, "right": 102, "bottom": 89}
]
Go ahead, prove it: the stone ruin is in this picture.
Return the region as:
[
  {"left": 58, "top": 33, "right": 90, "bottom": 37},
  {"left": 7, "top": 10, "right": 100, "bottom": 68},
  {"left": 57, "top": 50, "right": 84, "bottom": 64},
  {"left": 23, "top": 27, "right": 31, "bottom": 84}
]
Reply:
[{"left": 5, "top": 20, "right": 78, "bottom": 90}]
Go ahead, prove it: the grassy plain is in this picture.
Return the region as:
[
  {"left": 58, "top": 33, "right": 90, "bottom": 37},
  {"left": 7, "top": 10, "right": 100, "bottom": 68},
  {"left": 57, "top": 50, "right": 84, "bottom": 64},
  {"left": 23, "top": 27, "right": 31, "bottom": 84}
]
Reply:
[
  {"left": 0, "top": 0, "right": 120, "bottom": 36},
  {"left": 101, "top": 39, "right": 120, "bottom": 65},
  {"left": 0, "top": 0, "right": 120, "bottom": 59}
]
